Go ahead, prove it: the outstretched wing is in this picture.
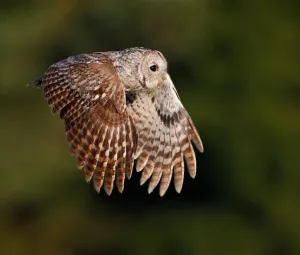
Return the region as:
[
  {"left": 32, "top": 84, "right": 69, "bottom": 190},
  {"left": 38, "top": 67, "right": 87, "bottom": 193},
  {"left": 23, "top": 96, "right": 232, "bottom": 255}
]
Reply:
[
  {"left": 38, "top": 53, "right": 137, "bottom": 195},
  {"left": 127, "top": 74, "right": 203, "bottom": 196}
]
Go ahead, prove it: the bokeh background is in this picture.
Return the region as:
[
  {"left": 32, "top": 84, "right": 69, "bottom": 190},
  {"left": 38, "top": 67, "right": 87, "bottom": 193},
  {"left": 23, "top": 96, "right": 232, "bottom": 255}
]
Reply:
[{"left": 1, "top": 0, "right": 300, "bottom": 254}]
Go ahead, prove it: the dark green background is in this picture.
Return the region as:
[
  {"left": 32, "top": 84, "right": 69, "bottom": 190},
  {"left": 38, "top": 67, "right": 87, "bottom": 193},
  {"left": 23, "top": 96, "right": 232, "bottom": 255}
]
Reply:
[{"left": 1, "top": 1, "right": 299, "bottom": 254}]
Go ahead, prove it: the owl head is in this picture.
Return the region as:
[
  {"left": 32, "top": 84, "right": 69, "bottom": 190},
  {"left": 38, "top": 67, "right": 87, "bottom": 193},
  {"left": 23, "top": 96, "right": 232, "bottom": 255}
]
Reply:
[
  {"left": 137, "top": 50, "right": 168, "bottom": 89},
  {"left": 115, "top": 48, "right": 168, "bottom": 91}
]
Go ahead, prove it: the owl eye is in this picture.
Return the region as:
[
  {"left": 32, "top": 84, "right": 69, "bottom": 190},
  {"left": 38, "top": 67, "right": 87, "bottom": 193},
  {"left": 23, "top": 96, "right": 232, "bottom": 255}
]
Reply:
[{"left": 150, "top": 64, "right": 158, "bottom": 72}]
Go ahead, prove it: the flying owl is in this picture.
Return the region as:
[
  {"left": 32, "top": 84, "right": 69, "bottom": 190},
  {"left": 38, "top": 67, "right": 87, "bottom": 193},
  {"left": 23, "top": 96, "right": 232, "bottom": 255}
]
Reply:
[{"left": 32, "top": 47, "right": 203, "bottom": 196}]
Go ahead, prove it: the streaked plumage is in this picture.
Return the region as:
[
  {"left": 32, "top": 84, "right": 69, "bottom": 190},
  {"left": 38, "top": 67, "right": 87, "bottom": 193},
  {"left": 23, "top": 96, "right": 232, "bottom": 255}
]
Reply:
[{"left": 32, "top": 47, "right": 203, "bottom": 196}]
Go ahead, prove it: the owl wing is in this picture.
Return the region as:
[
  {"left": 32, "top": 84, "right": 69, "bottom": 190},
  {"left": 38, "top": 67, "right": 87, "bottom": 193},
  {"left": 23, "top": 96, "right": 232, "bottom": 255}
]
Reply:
[
  {"left": 39, "top": 54, "right": 138, "bottom": 195},
  {"left": 127, "top": 77, "right": 203, "bottom": 196}
]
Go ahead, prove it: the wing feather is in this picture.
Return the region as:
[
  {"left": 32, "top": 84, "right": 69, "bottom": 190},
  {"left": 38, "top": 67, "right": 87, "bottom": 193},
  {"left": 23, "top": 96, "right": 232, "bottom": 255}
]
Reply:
[
  {"left": 125, "top": 119, "right": 134, "bottom": 179},
  {"left": 139, "top": 116, "right": 161, "bottom": 185},
  {"left": 136, "top": 110, "right": 159, "bottom": 172},
  {"left": 84, "top": 123, "right": 103, "bottom": 182},
  {"left": 172, "top": 146, "right": 184, "bottom": 194},
  {"left": 94, "top": 126, "right": 113, "bottom": 193},
  {"left": 159, "top": 128, "right": 173, "bottom": 196},
  {"left": 174, "top": 112, "right": 197, "bottom": 178},
  {"left": 76, "top": 118, "right": 98, "bottom": 168},
  {"left": 115, "top": 124, "right": 126, "bottom": 193},
  {"left": 148, "top": 129, "right": 165, "bottom": 194},
  {"left": 104, "top": 127, "right": 119, "bottom": 195},
  {"left": 92, "top": 125, "right": 108, "bottom": 192},
  {"left": 128, "top": 74, "right": 203, "bottom": 195},
  {"left": 38, "top": 53, "right": 136, "bottom": 194}
]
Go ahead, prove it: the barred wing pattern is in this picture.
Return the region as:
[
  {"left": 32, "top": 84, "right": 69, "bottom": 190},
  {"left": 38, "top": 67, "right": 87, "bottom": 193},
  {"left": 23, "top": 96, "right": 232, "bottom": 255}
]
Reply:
[
  {"left": 41, "top": 54, "right": 137, "bottom": 195},
  {"left": 127, "top": 76, "right": 203, "bottom": 196}
]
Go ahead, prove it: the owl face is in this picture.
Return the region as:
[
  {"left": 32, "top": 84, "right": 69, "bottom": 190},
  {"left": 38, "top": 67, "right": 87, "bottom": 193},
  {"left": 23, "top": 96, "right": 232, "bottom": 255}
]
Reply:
[
  {"left": 138, "top": 51, "right": 167, "bottom": 89},
  {"left": 112, "top": 48, "right": 168, "bottom": 91}
]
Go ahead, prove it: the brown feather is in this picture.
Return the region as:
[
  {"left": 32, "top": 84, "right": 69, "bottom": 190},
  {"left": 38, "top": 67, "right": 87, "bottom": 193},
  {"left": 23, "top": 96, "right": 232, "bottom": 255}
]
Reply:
[
  {"left": 148, "top": 131, "right": 165, "bottom": 194},
  {"left": 39, "top": 54, "right": 135, "bottom": 194},
  {"left": 115, "top": 124, "right": 126, "bottom": 193}
]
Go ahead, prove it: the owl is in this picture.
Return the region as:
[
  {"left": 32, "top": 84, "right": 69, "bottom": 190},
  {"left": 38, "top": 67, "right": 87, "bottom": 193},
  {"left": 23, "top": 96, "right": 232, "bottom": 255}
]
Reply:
[{"left": 32, "top": 47, "right": 203, "bottom": 196}]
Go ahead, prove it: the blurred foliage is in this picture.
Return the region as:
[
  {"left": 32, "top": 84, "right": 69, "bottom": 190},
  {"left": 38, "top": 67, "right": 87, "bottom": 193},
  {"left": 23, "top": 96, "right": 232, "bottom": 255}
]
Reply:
[{"left": 0, "top": 0, "right": 300, "bottom": 254}]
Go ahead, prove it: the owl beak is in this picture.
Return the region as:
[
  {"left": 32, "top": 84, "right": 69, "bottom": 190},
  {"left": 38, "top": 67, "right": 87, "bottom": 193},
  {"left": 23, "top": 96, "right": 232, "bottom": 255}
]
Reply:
[
  {"left": 158, "top": 73, "right": 168, "bottom": 88},
  {"left": 157, "top": 73, "right": 169, "bottom": 88},
  {"left": 158, "top": 73, "right": 173, "bottom": 89},
  {"left": 162, "top": 73, "right": 168, "bottom": 81}
]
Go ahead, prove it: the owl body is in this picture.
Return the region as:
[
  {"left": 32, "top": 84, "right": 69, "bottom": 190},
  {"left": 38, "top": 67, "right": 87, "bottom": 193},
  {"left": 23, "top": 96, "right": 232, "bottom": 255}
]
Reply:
[{"left": 33, "top": 47, "right": 203, "bottom": 196}]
